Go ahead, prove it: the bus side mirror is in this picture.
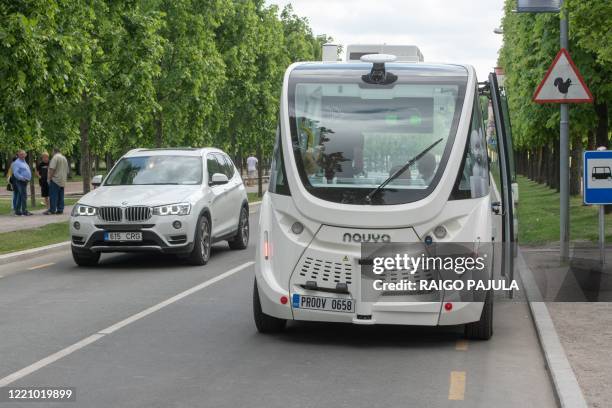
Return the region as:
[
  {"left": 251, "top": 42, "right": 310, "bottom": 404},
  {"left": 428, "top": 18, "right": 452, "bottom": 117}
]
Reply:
[{"left": 91, "top": 175, "right": 103, "bottom": 188}]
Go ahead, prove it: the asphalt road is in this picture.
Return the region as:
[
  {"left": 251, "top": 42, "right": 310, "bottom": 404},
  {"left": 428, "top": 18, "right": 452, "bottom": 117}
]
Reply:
[{"left": 0, "top": 208, "right": 557, "bottom": 407}]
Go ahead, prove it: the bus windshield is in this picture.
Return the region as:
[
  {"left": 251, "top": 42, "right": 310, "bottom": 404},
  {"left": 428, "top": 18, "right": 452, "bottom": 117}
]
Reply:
[{"left": 289, "top": 75, "right": 467, "bottom": 205}]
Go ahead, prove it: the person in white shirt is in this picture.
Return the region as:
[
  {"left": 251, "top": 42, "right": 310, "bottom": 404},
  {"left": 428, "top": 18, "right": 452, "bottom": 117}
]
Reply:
[{"left": 246, "top": 154, "right": 258, "bottom": 186}]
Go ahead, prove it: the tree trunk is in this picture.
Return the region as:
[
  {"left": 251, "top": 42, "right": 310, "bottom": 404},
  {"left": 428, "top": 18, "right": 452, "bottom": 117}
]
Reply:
[
  {"left": 105, "top": 153, "right": 113, "bottom": 172},
  {"left": 94, "top": 156, "right": 99, "bottom": 173},
  {"left": 569, "top": 134, "right": 582, "bottom": 196},
  {"left": 537, "top": 146, "right": 544, "bottom": 183},
  {"left": 80, "top": 94, "right": 92, "bottom": 194},
  {"left": 587, "top": 129, "right": 596, "bottom": 150},
  {"left": 594, "top": 101, "right": 612, "bottom": 213},
  {"left": 594, "top": 101, "right": 608, "bottom": 148},
  {"left": 155, "top": 111, "right": 163, "bottom": 148},
  {"left": 529, "top": 149, "right": 537, "bottom": 180},
  {"left": 547, "top": 142, "right": 555, "bottom": 188},
  {"left": 553, "top": 141, "right": 560, "bottom": 192},
  {"left": 257, "top": 146, "right": 263, "bottom": 197},
  {"left": 67, "top": 157, "right": 73, "bottom": 178}
]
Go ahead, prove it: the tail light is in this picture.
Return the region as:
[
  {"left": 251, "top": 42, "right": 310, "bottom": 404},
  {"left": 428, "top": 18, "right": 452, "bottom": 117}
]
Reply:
[{"left": 263, "top": 231, "right": 270, "bottom": 260}]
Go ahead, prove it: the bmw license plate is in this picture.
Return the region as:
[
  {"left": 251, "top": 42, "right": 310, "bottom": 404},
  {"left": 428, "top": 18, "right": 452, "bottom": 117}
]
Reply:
[
  {"left": 292, "top": 294, "right": 354, "bottom": 313},
  {"left": 104, "top": 232, "right": 142, "bottom": 242}
]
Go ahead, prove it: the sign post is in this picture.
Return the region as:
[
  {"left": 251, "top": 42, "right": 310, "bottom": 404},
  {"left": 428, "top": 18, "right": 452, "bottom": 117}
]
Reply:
[
  {"left": 583, "top": 150, "right": 612, "bottom": 265},
  {"left": 523, "top": 0, "right": 593, "bottom": 261},
  {"left": 533, "top": 46, "right": 593, "bottom": 262}
]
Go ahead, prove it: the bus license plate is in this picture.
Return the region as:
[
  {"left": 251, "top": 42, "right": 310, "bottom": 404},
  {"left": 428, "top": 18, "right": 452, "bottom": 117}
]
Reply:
[
  {"left": 292, "top": 294, "right": 354, "bottom": 313},
  {"left": 104, "top": 232, "right": 142, "bottom": 242}
]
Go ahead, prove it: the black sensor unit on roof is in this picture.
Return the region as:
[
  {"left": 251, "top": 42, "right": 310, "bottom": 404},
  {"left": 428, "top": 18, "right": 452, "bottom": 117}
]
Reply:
[{"left": 360, "top": 54, "right": 398, "bottom": 85}]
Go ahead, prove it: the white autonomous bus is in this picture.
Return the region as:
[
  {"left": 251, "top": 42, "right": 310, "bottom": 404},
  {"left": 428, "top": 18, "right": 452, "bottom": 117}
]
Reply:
[{"left": 254, "top": 45, "right": 516, "bottom": 340}]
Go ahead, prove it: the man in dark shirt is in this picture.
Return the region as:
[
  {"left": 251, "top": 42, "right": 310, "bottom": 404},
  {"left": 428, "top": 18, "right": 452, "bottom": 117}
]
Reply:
[{"left": 36, "top": 152, "right": 50, "bottom": 209}]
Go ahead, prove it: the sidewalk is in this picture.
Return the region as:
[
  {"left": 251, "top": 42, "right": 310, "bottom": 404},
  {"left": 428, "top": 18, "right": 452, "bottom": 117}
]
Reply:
[
  {"left": 521, "top": 245, "right": 612, "bottom": 408},
  {"left": 0, "top": 180, "right": 84, "bottom": 197},
  {"left": 245, "top": 181, "right": 269, "bottom": 194},
  {"left": 0, "top": 206, "right": 74, "bottom": 233}
]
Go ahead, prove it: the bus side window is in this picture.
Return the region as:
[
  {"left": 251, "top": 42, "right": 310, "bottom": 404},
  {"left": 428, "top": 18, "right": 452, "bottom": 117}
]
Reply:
[
  {"left": 268, "top": 125, "right": 291, "bottom": 196},
  {"left": 450, "top": 92, "right": 490, "bottom": 200}
]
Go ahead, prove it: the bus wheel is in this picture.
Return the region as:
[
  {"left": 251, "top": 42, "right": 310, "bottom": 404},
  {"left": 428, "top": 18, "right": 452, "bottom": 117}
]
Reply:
[
  {"left": 253, "top": 279, "right": 286, "bottom": 333},
  {"left": 464, "top": 289, "right": 493, "bottom": 340}
]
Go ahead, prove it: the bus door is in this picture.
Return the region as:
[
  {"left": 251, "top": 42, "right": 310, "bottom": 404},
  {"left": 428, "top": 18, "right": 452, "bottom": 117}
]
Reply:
[{"left": 486, "top": 73, "right": 516, "bottom": 296}]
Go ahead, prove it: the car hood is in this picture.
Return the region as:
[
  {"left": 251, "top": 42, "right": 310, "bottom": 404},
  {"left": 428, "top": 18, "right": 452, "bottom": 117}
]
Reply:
[{"left": 78, "top": 185, "right": 201, "bottom": 207}]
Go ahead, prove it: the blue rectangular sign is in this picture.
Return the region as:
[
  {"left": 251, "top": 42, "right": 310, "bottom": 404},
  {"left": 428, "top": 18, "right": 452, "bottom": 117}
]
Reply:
[
  {"left": 516, "top": 0, "right": 560, "bottom": 13},
  {"left": 584, "top": 150, "right": 612, "bottom": 205}
]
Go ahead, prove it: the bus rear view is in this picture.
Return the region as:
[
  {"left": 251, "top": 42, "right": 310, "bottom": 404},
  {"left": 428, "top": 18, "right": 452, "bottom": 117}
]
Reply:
[{"left": 254, "top": 49, "right": 515, "bottom": 340}]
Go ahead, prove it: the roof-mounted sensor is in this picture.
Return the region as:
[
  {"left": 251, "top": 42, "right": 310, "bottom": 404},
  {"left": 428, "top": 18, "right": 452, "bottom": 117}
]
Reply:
[{"left": 360, "top": 54, "right": 398, "bottom": 85}]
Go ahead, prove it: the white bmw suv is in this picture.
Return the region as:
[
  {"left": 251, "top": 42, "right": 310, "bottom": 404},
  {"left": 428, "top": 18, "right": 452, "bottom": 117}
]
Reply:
[{"left": 70, "top": 148, "right": 249, "bottom": 266}]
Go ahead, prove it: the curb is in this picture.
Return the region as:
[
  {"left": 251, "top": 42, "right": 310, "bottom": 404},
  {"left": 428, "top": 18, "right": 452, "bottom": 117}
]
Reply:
[
  {"left": 517, "top": 250, "right": 588, "bottom": 408},
  {"left": 0, "top": 241, "right": 70, "bottom": 266}
]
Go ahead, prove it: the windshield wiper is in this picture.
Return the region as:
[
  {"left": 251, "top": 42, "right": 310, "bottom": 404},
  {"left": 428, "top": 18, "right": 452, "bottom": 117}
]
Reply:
[{"left": 364, "top": 138, "right": 444, "bottom": 204}]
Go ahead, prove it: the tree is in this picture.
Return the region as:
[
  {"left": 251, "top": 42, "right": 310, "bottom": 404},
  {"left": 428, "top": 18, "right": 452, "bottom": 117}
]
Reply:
[{"left": 499, "top": 0, "right": 611, "bottom": 197}]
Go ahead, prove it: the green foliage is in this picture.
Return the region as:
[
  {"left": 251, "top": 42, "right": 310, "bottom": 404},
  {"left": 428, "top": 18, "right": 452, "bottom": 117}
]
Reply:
[
  {"left": 517, "top": 176, "right": 612, "bottom": 244},
  {"left": 499, "top": 0, "right": 611, "bottom": 151},
  {"left": 0, "top": 0, "right": 326, "bottom": 169}
]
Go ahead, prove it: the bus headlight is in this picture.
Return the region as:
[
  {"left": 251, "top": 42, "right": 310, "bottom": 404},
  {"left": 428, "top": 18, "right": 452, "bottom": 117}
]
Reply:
[{"left": 152, "top": 203, "right": 191, "bottom": 216}]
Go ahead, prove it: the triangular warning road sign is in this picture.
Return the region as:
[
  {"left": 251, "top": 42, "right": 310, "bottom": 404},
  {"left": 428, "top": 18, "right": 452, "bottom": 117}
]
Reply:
[{"left": 533, "top": 48, "right": 593, "bottom": 104}]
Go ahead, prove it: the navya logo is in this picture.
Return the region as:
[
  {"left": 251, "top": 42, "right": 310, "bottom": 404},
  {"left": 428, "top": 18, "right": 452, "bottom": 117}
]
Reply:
[{"left": 342, "top": 232, "right": 391, "bottom": 243}]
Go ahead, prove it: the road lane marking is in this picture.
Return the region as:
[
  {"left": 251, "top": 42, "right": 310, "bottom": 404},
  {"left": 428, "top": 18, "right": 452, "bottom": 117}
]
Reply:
[
  {"left": 448, "top": 371, "right": 466, "bottom": 400},
  {"left": 98, "top": 262, "right": 253, "bottom": 335},
  {"left": 455, "top": 339, "right": 468, "bottom": 351},
  {"left": 0, "top": 334, "right": 104, "bottom": 388},
  {"left": 0, "top": 261, "right": 254, "bottom": 387},
  {"left": 27, "top": 262, "right": 55, "bottom": 271}
]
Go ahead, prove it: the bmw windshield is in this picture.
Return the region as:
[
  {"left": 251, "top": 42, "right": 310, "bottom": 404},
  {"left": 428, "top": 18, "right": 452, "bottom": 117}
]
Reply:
[
  {"left": 104, "top": 155, "right": 203, "bottom": 186},
  {"left": 288, "top": 64, "right": 467, "bottom": 205}
]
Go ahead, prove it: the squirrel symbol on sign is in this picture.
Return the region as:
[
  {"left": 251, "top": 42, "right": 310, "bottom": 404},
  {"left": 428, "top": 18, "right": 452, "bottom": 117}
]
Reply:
[{"left": 554, "top": 77, "right": 572, "bottom": 94}]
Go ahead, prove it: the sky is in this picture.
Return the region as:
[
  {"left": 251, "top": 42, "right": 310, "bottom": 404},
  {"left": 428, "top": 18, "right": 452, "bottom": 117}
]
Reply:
[{"left": 265, "top": 0, "right": 506, "bottom": 80}]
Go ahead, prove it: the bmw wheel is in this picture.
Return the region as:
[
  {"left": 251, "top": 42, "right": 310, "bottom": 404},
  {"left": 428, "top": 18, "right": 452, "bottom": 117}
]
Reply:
[
  {"left": 229, "top": 206, "right": 249, "bottom": 250},
  {"left": 188, "top": 216, "right": 211, "bottom": 266},
  {"left": 72, "top": 248, "right": 100, "bottom": 267}
]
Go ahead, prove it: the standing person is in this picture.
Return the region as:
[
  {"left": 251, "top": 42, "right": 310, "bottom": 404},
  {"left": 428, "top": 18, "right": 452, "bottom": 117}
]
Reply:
[
  {"left": 246, "top": 153, "right": 258, "bottom": 187},
  {"left": 45, "top": 147, "right": 68, "bottom": 215},
  {"left": 36, "top": 152, "right": 50, "bottom": 208},
  {"left": 11, "top": 150, "right": 32, "bottom": 216},
  {"left": 6, "top": 155, "right": 17, "bottom": 212}
]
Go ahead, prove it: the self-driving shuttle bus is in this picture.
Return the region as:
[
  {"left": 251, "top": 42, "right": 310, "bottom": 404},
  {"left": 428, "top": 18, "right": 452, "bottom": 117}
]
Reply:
[{"left": 254, "top": 46, "right": 516, "bottom": 340}]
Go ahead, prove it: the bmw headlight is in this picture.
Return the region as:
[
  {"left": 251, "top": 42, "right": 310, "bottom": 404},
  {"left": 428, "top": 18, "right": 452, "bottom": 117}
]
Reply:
[
  {"left": 152, "top": 203, "right": 191, "bottom": 216},
  {"left": 72, "top": 204, "right": 97, "bottom": 216}
]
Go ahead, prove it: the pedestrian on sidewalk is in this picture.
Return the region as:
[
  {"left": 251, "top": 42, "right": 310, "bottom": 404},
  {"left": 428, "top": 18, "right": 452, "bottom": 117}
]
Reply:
[
  {"left": 11, "top": 150, "right": 33, "bottom": 216},
  {"left": 45, "top": 147, "right": 68, "bottom": 215},
  {"left": 246, "top": 153, "right": 258, "bottom": 186},
  {"left": 6, "top": 155, "right": 17, "bottom": 211},
  {"left": 36, "top": 152, "right": 50, "bottom": 209}
]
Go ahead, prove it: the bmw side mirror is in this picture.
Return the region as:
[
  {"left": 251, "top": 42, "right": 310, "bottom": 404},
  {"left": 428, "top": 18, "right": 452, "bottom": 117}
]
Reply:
[
  {"left": 91, "top": 175, "right": 103, "bottom": 188},
  {"left": 210, "top": 173, "right": 229, "bottom": 186}
]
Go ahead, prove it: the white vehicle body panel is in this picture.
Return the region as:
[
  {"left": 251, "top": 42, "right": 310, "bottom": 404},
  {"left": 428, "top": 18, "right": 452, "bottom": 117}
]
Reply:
[{"left": 255, "top": 60, "right": 514, "bottom": 328}]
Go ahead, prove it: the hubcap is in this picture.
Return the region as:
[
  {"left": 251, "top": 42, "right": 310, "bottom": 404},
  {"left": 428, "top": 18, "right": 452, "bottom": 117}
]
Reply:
[
  {"left": 241, "top": 210, "right": 249, "bottom": 243},
  {"left": 200, "top": 219, "right": 210, "bottom": 259}
]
